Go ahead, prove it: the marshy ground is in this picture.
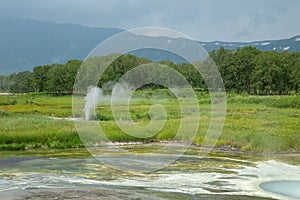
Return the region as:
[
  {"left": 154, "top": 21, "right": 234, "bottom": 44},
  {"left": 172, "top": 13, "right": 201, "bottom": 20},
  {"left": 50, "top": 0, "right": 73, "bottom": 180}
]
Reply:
[{"left": 0, "top": 90, "right": 299, "bottom": 153}]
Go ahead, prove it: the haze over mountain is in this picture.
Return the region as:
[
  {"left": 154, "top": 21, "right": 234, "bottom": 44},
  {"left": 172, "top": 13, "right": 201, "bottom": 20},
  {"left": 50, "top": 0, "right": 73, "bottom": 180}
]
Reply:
[
  {"left": 1, "top": 18, "right": 300, "bottom": 75},
  {"left": 0, "top": 18, "right": 122, "bottom": 74}
]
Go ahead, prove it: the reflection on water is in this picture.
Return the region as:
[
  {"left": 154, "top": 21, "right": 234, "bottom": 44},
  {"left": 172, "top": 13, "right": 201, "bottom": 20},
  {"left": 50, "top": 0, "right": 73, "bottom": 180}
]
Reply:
[
  {"left": 0, "top": 146, "right": 300, "bottom": 200},
  {"left": 260, "top": 181, "right": 300, "bottom": 199}
]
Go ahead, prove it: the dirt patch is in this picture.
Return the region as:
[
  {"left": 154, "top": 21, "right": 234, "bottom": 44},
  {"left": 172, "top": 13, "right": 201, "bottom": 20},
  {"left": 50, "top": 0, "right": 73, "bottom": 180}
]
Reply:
[{"left": 0, "top": 93, "right": 13, "bottom": 96}]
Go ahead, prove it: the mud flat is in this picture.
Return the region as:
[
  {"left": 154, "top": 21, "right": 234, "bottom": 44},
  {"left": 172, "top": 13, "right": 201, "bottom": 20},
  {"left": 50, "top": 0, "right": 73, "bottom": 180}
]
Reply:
[{"left": 1, "top": 188, "right": 276, "bottom": 200}]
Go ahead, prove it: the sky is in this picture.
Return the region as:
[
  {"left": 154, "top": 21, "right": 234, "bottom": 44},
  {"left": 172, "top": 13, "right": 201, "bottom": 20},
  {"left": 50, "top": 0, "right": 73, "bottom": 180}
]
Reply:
[{"left": 1, "top": 0, "right": 300, "bottom": 42}]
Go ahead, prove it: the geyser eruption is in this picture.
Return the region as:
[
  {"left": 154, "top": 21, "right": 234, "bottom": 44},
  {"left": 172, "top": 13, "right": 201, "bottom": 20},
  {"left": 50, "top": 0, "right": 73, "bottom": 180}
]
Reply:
[{"left": 84, "top": 86, "right": 102, "bottom": 121}]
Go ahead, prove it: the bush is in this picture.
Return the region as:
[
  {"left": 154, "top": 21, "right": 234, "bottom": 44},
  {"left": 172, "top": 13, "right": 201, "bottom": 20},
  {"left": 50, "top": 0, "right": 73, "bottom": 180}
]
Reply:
[{"left": 0, "top": 143, "right": 26, "bottom": 151}]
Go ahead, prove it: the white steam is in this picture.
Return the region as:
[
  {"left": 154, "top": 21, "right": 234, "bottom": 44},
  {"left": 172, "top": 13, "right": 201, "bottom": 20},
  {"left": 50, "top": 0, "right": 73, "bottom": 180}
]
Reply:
[
  {"left": 83, "top": 84, "right": 131, "bottom": 121},
  {"left": 84, "top": 86, "right": 102, "bottom": 121}
]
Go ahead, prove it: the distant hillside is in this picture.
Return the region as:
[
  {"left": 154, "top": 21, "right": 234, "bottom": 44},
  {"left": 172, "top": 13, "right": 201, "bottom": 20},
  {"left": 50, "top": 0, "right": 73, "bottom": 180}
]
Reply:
[
  {"left": 0, "top": 18, "right": 299, "bottom": 74},
  {"left": 199, "top": 36, "right": 300, "bottom": 52},
  {"left": 0, "top": 18, "right": 123, "bottom": 74}
]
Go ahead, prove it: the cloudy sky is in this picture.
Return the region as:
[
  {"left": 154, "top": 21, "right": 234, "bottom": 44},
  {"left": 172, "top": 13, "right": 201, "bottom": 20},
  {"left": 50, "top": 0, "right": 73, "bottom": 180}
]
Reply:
[{"left": 1, "top": 0, "right": 300, "bottom": 42}]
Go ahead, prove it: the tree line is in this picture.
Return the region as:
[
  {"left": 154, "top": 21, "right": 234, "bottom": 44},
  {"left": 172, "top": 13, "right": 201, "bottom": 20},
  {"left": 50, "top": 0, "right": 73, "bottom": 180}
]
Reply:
[
  {"left": 210, "top": 46, "right": 300, "bottom": 95},
  {"left": 0, "top": 60, "right": 82, "bottom": 94},
  {"left": 0, "top": 46, "right": 299, "bottom": 95}
]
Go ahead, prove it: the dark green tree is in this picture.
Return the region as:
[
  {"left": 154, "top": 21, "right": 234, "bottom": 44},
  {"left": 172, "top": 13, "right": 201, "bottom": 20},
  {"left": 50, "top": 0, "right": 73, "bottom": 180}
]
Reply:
[
  {"left": 30, "top": 65, "right": 52, "bottom": 92},
  {"left": 0, "top": 75, "right": 9, "bottom": 92},
  {"left": 252, "top": 51, "right": 285, "bottom": 95},
  {"left": 8, "top": 71, "right": 33, "bottom": 93}
]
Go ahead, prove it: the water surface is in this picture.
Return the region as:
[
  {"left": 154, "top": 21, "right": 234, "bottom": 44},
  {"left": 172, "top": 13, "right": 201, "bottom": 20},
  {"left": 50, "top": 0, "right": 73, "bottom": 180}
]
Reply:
[{"left": 0, "top": 145, "right": 299, "bottom": 200}]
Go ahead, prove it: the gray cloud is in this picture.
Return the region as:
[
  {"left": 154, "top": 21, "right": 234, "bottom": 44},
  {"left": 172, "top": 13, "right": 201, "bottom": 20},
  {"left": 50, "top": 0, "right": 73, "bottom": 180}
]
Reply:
[{"left": 0, "top": 0, "right": 299, "bottom": 42}]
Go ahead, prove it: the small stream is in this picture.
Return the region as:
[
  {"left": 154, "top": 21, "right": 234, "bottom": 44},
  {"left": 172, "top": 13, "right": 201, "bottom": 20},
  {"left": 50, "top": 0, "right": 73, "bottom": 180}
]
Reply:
[{"left": 0, "top": 145, "right": 300, "bottom": 200}]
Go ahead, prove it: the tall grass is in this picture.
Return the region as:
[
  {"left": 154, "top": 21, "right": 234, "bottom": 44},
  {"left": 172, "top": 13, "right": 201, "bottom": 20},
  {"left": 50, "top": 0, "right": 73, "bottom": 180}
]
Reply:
[
  {"left": 0, "top": 92, "right": 300, "bottom": 152},
  {"left": 0, "top": 94, "right": 73, "bottom": 117},
  {"left": 0, "top": 114, "right": 82, "bottom": 150}
]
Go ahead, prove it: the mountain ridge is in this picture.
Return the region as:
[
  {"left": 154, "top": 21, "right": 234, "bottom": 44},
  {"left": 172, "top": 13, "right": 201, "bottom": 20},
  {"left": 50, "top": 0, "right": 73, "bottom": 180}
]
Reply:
[
  {"left": 198, "top": 35, "right": 300, "bottom": 52},
  {"left": 0, "top": 18, "right": 299, "bottom": 74}
]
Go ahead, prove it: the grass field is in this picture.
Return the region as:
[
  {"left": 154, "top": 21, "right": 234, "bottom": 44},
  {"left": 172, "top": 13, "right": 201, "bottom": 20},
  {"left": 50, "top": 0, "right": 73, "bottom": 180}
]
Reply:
[{"left": 0, "top": 91, "right": 300, "bottom": 153}]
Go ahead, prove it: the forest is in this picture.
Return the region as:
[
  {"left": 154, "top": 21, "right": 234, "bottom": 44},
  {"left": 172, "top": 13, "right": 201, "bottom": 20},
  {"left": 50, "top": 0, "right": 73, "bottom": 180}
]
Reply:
[{"left": 1, "top": 46, "right": 300, "bottom": 95}]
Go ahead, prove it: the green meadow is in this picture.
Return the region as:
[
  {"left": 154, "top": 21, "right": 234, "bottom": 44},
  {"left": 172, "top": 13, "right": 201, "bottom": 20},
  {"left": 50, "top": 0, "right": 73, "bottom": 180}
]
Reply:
[{"left": 0, "top": 91, "right": 300, "bottom": 153}]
